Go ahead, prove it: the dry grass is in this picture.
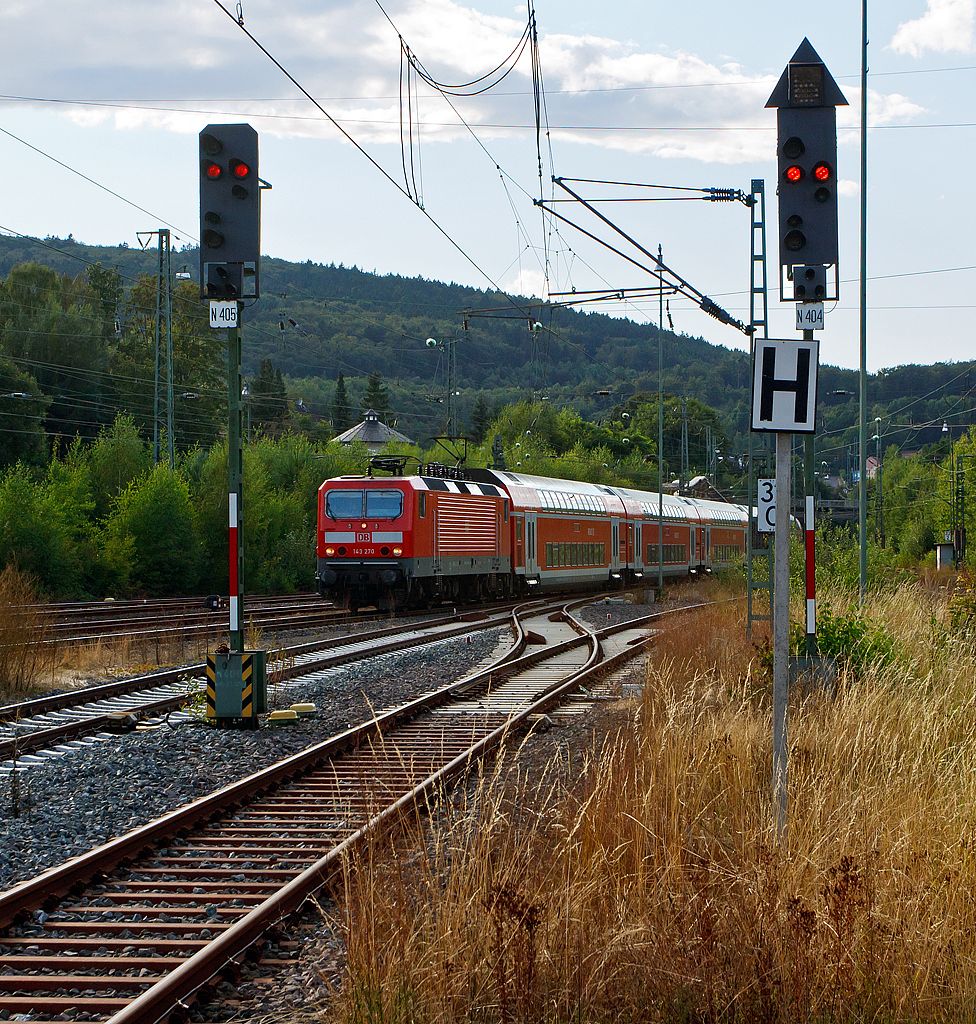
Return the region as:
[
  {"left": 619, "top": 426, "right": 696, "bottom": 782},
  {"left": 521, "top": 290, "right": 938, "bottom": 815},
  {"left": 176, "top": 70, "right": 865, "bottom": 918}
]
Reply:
[
  {"left": 0, "top": 565, "right": 55, "bottom": 700},
  {"left": 37, "top": 631, "right": 218, "bottom": 694},
  {"left": 305, "top": 582, "right": 976, "bottom": 1024}
]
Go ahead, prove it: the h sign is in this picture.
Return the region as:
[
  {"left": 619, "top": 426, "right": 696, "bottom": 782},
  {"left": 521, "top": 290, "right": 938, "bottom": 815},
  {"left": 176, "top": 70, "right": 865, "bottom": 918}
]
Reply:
[{"left": 751, "top": 338, "right": 819, "bottom": 433}]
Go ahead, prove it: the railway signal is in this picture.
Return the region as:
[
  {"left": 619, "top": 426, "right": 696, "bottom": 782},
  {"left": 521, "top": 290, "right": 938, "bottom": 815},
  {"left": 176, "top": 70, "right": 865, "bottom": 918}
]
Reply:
[
  {"left": 199, "top": 123, "right": 261, "bottom": 299},
  {"left": 761, "top": 41, "right": 848, "bottom": 836},
  {"left": 766, "top": 39, "right": 847, "bottom": 301},
  {"left": 197, "top": 122, "right": 269, "bottom": 707}
]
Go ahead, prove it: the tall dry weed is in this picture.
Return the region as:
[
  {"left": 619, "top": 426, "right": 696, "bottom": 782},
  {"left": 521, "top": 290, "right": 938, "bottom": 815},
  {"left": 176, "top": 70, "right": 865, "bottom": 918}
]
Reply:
[
  {"left": 0, "top": 564, "right": 53, "bottom": 698},
  {"left": 325, "top": 583, "right": 976, "bottom": 1023}
]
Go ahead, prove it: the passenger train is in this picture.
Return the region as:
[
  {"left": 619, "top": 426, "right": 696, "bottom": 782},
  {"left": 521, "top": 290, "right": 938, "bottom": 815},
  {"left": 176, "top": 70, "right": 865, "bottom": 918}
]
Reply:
[{"left": 315, "top": 464, "right": 751, "bottom": 611}]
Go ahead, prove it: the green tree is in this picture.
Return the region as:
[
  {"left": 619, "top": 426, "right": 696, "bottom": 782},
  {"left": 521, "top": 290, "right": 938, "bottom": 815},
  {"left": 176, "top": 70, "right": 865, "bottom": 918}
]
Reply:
[
  {"left": 330, "top": 372, "right": 352, "bottom": 432},
  {"left": 0, "top": 465, "right": 67, "bottom": 593},
  {"left": 361, "top": 370, "right": 391, "bottom": 423},
  {"left": 88, "top": 414, "right": 152, "bottom": 520},
  {"left": 105, "top": 465, "right": 199, "bottom": 595},
  {"left": 247, "top": 358, "right": 288, "bottom": 436},
  {"left": 468, "top": 394, "right": 492, "bottom": 445},
  {"left": 0, "top": 356, "right": 49, "bottom": 468},
  {"left": 0, "top": 262, "right": 113, "bottom": 446},
  {"left": 114, "top": 275, "right": 225, "bottom": 452}
]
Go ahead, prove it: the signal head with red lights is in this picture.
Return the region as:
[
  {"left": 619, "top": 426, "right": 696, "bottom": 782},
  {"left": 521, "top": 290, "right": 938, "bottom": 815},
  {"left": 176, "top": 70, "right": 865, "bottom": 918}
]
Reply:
[
  {"left": 198, "top": 124, "right": 261, "bottom": 299},
  {"left": 767, "top": 41, "right": 846, "bottom": 285},
  {"left": 774, "top": 105, "right": 839, "bottom": 270}
]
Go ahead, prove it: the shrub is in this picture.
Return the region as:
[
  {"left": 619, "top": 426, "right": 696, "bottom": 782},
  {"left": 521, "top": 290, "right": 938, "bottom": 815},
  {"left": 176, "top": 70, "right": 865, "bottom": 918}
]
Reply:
[
  {"left": 791, "top": 599, "right": 897, "bottom": 675},
  {"left": 104, "top": 466, "right": 199, "bottom": 595}
]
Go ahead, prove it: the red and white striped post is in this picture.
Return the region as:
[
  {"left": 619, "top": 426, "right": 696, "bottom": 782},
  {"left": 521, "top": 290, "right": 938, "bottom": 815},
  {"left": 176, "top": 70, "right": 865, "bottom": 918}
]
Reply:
[
  {"left": 229, "top": 490, "right": 240, "bottom": 638},
  {"left": 805, "top": 493, "right": 815, "bottom": 643},
  {"left": 227, "top": 315, "right": 244, "bottom": 653}
]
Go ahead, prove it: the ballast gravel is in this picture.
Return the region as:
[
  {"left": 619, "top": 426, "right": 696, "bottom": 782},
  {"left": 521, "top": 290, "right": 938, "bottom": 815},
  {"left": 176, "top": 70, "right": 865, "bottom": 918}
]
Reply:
[{"left": 0, "top": 626, "right": 507, "bottom": 892}]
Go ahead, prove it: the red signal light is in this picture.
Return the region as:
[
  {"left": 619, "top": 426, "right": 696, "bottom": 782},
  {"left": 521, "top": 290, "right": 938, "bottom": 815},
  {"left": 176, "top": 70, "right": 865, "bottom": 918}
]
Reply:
[
  {"left": 785, "top": 165, "right": 803, "bottom": 182},
  {"left": 229, "top": 159, "right": 251, "bottom": 178},
  {"left": 203, "top": 161, "right": 222, "bottom": 180},
  {"left": 813, "top": 162, "right": 831, "bottom": 182}
]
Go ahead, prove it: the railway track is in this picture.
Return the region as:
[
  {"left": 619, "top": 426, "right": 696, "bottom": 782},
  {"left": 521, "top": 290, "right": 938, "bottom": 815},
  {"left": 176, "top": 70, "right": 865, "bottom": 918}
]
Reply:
[
  {"left": 20, "top": 593, "right": 345, "bottom": 647},
  {"left": 0, "top": 606, "right": 515, "bottom": 770},
  {"left": 0, "top": 597, "right": 682, "bottom": 1022}
]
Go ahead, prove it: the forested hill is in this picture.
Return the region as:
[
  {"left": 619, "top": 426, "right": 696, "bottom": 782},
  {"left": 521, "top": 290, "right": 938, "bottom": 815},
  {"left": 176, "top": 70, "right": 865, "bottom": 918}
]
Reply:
[{"left": 0, "top": 232, "right": 970, "bottom": 453}]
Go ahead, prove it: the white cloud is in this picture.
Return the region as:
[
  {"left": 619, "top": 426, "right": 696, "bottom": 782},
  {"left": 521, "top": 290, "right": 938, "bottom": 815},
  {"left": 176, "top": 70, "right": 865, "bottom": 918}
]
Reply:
[
  {"left": 504, "top": 268, "right": 547, "bottom": 300},
  {"left": 0, "top": 0, "right": 930, "bottom": 167},
  {"left": 891, "top": 0, "right": 976, "bottom": 56}
]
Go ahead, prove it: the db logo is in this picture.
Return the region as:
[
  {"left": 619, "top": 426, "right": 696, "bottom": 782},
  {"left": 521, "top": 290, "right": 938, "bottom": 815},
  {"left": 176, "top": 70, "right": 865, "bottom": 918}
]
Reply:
[{"left": 356, "top": 532, "right": 370, "bottom": 542}]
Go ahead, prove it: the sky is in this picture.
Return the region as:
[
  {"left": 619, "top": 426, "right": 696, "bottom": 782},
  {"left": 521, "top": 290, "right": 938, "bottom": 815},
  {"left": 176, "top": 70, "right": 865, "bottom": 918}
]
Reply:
[{"left": 0, "top": 0, "right": 973, "bottom": 375}]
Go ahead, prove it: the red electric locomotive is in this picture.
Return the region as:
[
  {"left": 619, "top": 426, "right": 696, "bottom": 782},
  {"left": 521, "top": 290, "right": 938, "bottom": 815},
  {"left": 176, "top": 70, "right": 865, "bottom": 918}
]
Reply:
[
  {"left": 316, "top": 466, "right": 512, "bottom": 611},
  {"left": 315, "top": 463, "right": 750, "bottom": 610}
]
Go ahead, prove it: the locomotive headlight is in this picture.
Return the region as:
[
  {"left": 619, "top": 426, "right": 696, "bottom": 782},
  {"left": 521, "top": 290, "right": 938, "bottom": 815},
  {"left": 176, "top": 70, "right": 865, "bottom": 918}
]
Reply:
[
  {"left": 393, "top": 546, "right": 403, "bottom": 556},
  {"left": 325, "top": 546, "right": 336, "bottom": 556}
]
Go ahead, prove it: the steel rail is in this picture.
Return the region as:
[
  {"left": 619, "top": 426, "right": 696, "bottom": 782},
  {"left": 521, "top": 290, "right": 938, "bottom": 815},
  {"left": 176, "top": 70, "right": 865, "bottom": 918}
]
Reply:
[
  {"left": 0, "top": 607, "right": 509, "bottom": 724},
  {"left": 0, "top": 600, "right": 552, "bottom": 926},
  {"left": 104, "top": 601, "right": 664, "bottom": 1024},
  {"left": 0, "top": 609, "right": 513, "bottom": 764},
  {"left": 0, "top": 596, "right": 670, "bottom": 1022}
]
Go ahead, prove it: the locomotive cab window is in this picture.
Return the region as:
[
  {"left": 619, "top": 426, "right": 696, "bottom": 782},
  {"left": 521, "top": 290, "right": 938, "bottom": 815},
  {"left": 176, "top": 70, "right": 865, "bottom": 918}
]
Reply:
[
  {"left": 324, "top": 489, "right": 403, "bottom": 520},
  {"left": 365, "top": 489, "right": 402, "bottom": 519},
  {"left": 418, "top": 491, "right": 426, "bottom": 519},
  {"left": 324, "top": 489, "right": 363, "bottom": 520}
]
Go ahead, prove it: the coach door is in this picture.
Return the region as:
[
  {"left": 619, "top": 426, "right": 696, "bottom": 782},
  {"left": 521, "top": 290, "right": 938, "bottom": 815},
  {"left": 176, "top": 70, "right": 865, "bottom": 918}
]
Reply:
[
  {"left": 610, "top": 518, "right": 622, "bottom": 577},
  {"left": 694, "top": 526, "right": 707, "bottom": 567},
  {"left": 524, "top": 512, "right": 538, "bottom": 576}
]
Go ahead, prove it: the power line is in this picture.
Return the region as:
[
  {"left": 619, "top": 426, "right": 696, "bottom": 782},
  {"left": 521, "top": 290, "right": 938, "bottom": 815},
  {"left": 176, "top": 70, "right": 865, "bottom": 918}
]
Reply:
[
  {"left": 208, "top": 0, "right": 536, "bottom": 331},
  {"left": 0, "top": 60, "right": 971, "bottom": 110},
  {"left": 0, "top": 127, "right": 193, "bottom": 239}
]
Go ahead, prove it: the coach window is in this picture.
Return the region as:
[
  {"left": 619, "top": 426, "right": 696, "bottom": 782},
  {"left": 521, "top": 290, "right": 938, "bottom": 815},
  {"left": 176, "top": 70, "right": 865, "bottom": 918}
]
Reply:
[
  {"left": 365, "top": 489, "right": 403, "bottom": 519},
  {"left": 417, "top": 491, "right": 426, "bottom": 519},
  {"left": 516, "top": 518, "right": 523, "bottom": 542}
]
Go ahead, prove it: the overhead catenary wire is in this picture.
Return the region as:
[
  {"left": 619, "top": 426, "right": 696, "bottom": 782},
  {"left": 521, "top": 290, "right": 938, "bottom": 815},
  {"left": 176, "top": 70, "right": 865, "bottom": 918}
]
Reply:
[
  {"left": 0, "top": 127, "right": 193, "bottom": 240},
  {"left": 207, "top": 0, "right": 537, "bottom": 332}
]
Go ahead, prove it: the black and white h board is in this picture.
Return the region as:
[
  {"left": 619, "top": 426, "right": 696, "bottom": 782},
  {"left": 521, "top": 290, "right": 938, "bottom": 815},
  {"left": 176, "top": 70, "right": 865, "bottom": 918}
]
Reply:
[{"left": 751, "top": 338, "right": 819, "bottom": 434}]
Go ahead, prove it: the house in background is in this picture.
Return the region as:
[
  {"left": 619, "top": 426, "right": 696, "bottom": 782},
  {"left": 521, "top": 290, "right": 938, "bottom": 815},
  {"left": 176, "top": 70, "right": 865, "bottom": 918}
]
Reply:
[{"left": 332, "top": 409, "right": 413, "bottom": 454}]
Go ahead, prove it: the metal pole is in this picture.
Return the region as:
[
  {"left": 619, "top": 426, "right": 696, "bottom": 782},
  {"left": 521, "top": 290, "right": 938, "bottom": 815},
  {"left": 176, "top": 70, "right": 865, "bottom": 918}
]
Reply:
[
  {"left": 875, "top": 421, "right": 884, "bottom": 547},
  {"left": 448, "top": 336, "right": 458, "bottom": 439},
  {"left": 804, "top": 329, "right": 816, "bottom": 655},
  {"left": 228, "top": 314, "right": 244, "bottom": 654},
  {"left": 658, "top": 244, "right": 664, "bottom": 592},
  {"left": 773, "top": 430, "right": 791, "bottom": 836},
  {"left": 164, "top": 230, "right": 174, "bottom": 468},
  {"left": 153, "top": 236, "right": 163, "bottom": 465},
  {"left": 954, "top": 460, "right": 962, "bottom": 565},
  {"left": 858, "top": 0, "right": 869, "bottom": 604},
  {"left": 680, "top": 398, "right": 688, "bottom": 492},
  {"left": 747, "top": 178, "right": 770, "bottom": 641}
]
